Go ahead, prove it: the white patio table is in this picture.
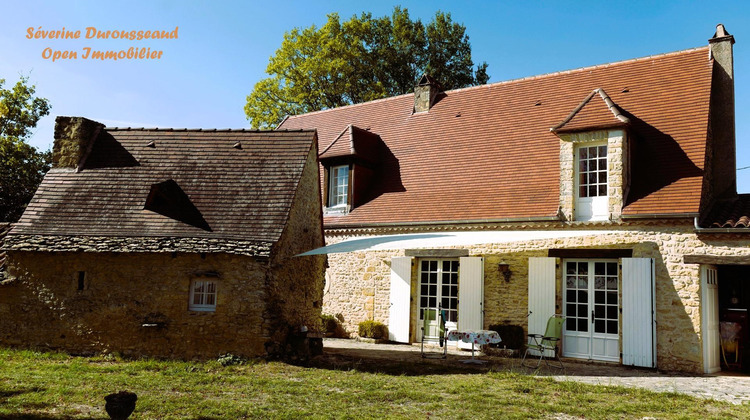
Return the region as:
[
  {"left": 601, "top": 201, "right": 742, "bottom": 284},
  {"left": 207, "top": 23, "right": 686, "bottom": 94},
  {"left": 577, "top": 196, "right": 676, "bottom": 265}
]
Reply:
[{"left": 446, "top": 329, "right": 502, "bottom": 364}]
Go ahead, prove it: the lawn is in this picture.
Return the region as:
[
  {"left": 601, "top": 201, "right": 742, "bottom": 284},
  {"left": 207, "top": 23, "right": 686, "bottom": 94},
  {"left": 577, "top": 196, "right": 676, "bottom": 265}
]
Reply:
[{"left": 1, "top": 347, "right": 748, "bottom": 419}]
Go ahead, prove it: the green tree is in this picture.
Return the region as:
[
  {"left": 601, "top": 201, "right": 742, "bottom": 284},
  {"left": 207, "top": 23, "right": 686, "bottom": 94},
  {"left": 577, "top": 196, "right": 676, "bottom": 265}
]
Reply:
[
  {"left": 0, "top": 76, "right": 51, "bottom": 222},
  {"left": 245, "top": 7, "right": 489, "bottom": 128}
]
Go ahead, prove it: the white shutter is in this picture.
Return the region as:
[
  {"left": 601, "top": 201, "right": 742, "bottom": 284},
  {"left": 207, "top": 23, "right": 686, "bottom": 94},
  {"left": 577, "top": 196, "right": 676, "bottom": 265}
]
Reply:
[
  {"left": 622, "top": 258, "right": 656, "bottom": 368},
  {"left": 702, "top": 265, "right": 720, "bottom": 374},
  {"left": 388, "top": 257, "right": 413, "bottom": 343},
  {"left": 528, "top": 257, "right": 556, "bottom": 356},
  {"left": 457, "top": 257, "right": 484, "bottom": 349}
]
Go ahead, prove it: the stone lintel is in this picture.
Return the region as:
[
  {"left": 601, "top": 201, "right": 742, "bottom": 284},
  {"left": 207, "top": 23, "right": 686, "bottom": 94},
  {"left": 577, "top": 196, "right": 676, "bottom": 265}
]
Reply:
[
  {"left": 404, "top": 248, "right": 470, "bottom": 258},
  {"left": 684, "top": 255, "right": 750, "bottom": 265},
  {"left": 548, "top": 248, "right": 633, "bottom": 259}
]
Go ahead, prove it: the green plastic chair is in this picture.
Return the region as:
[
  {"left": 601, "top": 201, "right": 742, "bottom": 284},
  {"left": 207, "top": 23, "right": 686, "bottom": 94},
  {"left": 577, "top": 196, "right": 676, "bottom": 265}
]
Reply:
[
  {"left": 421, "top": 308, "right": 447, "bottom": 359},
  {"left": 521, "top": 314, "right": 565, "bottom": 370}
]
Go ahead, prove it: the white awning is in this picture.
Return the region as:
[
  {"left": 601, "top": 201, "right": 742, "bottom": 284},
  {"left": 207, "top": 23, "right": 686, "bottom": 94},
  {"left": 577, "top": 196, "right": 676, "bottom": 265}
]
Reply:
[{"left": 298, "top": 230, "right": 619, "bottom": 256}]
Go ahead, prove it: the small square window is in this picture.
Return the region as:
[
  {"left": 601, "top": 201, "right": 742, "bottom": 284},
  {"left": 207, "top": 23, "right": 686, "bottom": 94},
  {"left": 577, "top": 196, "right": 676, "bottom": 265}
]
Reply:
[{"left": 189, "top": 279, "right": 217, "bottom": 312}]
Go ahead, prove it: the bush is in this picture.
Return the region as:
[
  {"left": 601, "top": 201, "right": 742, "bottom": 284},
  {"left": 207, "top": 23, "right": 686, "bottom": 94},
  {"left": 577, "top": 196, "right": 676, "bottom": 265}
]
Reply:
[
  {"left": 217, "top": 353, "right": 244, "bottom": 366},
  {"left": 358, "top": 320, "right": 388, "bottom": 339},
  {"left": 488, "top": 324, "right": 525, "bottom": 350}
]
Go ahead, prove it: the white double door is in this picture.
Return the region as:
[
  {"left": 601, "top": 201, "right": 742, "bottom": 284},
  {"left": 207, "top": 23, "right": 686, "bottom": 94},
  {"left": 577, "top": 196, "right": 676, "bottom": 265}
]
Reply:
[{"left": 562, "top": 259, "right": 620, "bottom": 362}]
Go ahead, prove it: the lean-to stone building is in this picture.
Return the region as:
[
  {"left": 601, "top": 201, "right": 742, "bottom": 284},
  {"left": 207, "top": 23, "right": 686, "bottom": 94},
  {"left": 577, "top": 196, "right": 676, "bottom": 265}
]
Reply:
[
  {"left": 0, "top": 117, "right": 325, "bottom": 359},
  {"left": 280, "top": 25, "right": 750, "bottom": 373}
]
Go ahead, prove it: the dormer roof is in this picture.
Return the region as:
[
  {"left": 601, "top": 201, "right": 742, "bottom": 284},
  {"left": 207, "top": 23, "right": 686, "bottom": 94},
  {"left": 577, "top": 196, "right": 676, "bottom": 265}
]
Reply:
[
  {"left": 551, "top": 88, "right": 630, "bottom": 134},
  {"left": 319, "top": 125, "right": 382, "bottom": 164}
]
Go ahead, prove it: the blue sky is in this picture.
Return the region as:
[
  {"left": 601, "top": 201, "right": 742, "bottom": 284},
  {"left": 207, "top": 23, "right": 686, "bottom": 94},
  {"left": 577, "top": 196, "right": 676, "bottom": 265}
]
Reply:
[{"left": 2, "top": 0, "right": 750, "bottom": 192}]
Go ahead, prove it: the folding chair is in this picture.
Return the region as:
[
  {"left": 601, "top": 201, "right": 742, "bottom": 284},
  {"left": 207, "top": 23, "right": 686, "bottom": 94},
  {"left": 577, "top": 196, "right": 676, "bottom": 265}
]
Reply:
[
  {"left": 421, "top": 307, "right": 447, "bottom": 359},
  {"left": 521, "top": 314, "right": 565, "bottom": 370}
]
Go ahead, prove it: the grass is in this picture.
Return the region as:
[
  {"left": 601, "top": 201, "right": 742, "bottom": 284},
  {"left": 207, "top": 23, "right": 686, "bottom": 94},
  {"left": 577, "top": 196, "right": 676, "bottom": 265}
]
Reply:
[{"left": 0, "top": 347, "right": 749, "bottom": 419}]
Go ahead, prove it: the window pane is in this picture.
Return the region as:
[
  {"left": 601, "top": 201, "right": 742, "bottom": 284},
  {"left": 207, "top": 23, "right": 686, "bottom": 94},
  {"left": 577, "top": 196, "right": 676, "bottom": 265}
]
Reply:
[
  {"left": 566, "top": 290, "right": 576, "bottom": 303},
  {"left": 578, "top": 318, "right": 588, "bottom": 332},
  {"left": 578, "top": 264, "right": 588, "bottom": 275},
  {"left": 579, "top": 186, "right": 588, "bottom": 198},
  {"left": 607, "top": 262, "right": 617, "bottom": 274},
  {"left": 607, "top": 321, "right": 618, "bottom": 334},
  {"left": 607, "top": 291, "right": 618, "bottom": 304},
  {"left": 607, "top": 306, "right": 618, "bottom": 319},
  {"left": 594, "top": 262, "right": 605, "bottom": 275},
  {"left": 577, "top": 304, "right": 587, "bottom": 317},
  {"left": 595, "top": 319, "right": 605, "bottom": 333},
  {"left": 566, "top": 276, "right": 575, "bottom": 288},
  {"left": 588, "top": 173, "right": 597, "bottom": 184},
  {"left": 598, "top": 146, "right": 607, "bottom": 156},
  {"left": 595, "top": 305, "right": 605, "bottom": 318},
  {"left": 607, "top": 276, "right": 617, "bottom": 290},
  {"left": 566, "top": 318, "right": 577, "bottom": 332},
  {"left": 578, "top": 290, "right": 588, "bottom": 303},
  {"left": 598, "top": 185, "right": 607, "bottom": 196},
  {"left": 589, "top": 186, "right": 597, "bottom": 197},
  {"left": 595, "top": 291, "right": 605, "bottom": 304},
  {"left": 580, "top": 148, "right": 588, "bottom": 159},
  {"left": 566, "top": 262, "right": 576, "bottom": 274},
  {"left": 566, "top": 304, "right": 576, "bottom": 316},
  {"left": 598, "top": 172, "right": 607, "bottom": 183}
]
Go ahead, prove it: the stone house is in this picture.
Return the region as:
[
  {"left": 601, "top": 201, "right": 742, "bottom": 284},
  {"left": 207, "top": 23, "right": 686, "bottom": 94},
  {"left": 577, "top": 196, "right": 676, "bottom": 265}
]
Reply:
[
  {"left": 0, "top": 117, "right": 326, "bottom": 359},
  {"left": 279, "top": 25, "right": 750, "bottom": 373}
]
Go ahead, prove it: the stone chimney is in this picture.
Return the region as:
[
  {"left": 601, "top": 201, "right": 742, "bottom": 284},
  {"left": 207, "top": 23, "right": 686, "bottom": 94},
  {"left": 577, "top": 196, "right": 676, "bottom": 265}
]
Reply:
[
  {"left": 708, "top": 23, "right": 737, "bottom": 199},
  {"left": 413, "top": 74, "right": 442, "bottom": 113},
  {"left": 52, "top": 116, "right": 104, "bottom": 170}
]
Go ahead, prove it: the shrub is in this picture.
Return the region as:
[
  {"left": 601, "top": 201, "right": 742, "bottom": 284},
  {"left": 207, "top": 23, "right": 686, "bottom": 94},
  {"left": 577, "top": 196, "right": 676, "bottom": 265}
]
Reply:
[
  {"left": 488, "top": 324, "right": 525, "bottom": 350},
  {"left": 358, "top": 320, "right": 388, "bottom": 339},
  {"left": 217, "top": 353, "right": 244, "bottom": 366}
]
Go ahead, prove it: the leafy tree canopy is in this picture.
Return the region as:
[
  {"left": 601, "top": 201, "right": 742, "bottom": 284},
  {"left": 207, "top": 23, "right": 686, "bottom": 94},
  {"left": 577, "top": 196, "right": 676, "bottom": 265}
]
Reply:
[
  {"left": 245, "top": 7, "right": 489, "bottom": 128},
  {"left": 0, "top": 76, "right": 51, "bottom": 222}
]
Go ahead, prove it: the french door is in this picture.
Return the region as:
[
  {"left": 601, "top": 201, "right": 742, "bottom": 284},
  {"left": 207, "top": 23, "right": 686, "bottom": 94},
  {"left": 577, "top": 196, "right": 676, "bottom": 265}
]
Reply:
[
  {"left": 563, "top": 259, "right": 620, "bottom": 361},
  {"left": 417, "top": 259, "right": 458, "bottom": 340}
]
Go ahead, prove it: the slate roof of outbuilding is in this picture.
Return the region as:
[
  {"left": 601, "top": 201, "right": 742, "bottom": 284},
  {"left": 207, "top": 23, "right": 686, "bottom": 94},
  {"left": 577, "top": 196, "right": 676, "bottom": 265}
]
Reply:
[
  {"left": 9, "top": 128, "right": 317, "bottom": 254},
  {"left": 279, "top": 47, "right": 714, "bottom": 227},
  {"left": 0, "top": 223, "right": 10, "bottom": 281}
]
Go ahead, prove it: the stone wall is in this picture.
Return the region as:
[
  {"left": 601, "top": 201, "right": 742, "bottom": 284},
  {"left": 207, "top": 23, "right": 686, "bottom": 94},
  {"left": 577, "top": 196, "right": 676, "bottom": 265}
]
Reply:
[
  {"left": 267, "top": 144, "right": 326, "bottom": 353},
  {"left": 321, "top": 221, "right": 750, "bottom": 373},
  {"left": 0, "top": 251, "right": 271, "bottom": 359}
]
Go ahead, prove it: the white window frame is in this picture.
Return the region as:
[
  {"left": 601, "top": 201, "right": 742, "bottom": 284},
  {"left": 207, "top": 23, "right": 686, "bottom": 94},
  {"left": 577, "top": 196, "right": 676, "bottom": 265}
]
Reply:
[
  {"left": 327, "top": 165, "right": 350, "bottom": 209},
  {"left": 575, "top": 142, "right": 608, "bottom": 221},
  {"left": 189, "top": 279, "right": 217, "bottom": 312}
]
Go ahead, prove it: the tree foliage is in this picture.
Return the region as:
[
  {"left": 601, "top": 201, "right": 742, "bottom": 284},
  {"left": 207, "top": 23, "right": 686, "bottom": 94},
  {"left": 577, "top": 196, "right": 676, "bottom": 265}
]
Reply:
[
  {"left": 245, "top": 7, "right": 489, "bottom": 128},
  {"left": 0, "top": 77, "right": 51, "bottom": 222}
]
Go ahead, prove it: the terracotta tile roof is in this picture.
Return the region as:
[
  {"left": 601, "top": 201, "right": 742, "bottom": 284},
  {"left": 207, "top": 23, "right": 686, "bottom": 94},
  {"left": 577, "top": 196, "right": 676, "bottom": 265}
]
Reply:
[
  {"left": 279, "top": 47, "right": 714, "bottom": 226},
  {"left": 10, "top": 128, "right": 317, "bottom": 250},
  {"left": 702, "top": 194, "right": 750, "bottom": 228}
]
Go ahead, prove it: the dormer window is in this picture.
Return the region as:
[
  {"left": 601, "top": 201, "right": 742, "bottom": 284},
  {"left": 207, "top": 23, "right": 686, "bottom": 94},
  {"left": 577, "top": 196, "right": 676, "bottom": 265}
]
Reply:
[
  {"left": 320, "top": 125, "right": 384, "bottom": 215},
  {"left": 552, "top": 88, "right": 630, "bottom": 222},
  {"left": 328, "top": 165, "right": 350, "bottom": 209},
  {"left": 576, "top": 143, "right": 608, "bottom": 221}
]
